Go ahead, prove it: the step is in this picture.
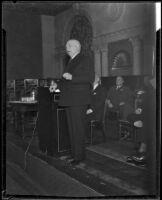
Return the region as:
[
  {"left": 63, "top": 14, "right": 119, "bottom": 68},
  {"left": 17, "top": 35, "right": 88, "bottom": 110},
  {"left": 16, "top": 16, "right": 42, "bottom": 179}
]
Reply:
[
  {"left": 5, "top": 134, "right": 148, "bottom": 196},
  {"left": 6, "top": 160, "right": 48, "bottom": 195},
  {"left": 86, "top": 141, "right": 145, "bottom": 170},
  {"left": 59, "top": 154, "right": 147, "bottom": 196},
  {"left": 6, "top": 142, "right": 103, "bottom": 197},
  {"left": 5, "top": 139, "right": 136, "bottom": 197},
  {"left": 85, "top": 141, "right": 148, "bottom": 195}
]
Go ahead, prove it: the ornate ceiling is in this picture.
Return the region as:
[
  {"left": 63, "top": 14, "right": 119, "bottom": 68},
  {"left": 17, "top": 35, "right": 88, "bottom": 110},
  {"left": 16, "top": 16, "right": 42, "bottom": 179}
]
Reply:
[{"left": 2, "top": 1, "right": 74, "bottom": 16}]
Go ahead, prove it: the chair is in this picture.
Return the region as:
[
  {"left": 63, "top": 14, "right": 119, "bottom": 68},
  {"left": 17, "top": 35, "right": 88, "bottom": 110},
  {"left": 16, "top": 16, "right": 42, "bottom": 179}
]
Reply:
[
  {"left": 23, "top": 111, "right": 38, "bottom": 135},
  {"left": 133, "top": 120, "right": 143, "bottom": 141},
  {"left": 107, "top": 110, "right": 120, "bottom": 121},
  {"left": 118, "top": 120, "right": 134, "bottom": 140},
  {"left": 89, "top": 100, "right": 108, "bottom": 145},
  {"left": 104, "top": 106, "right": 120, "bottom": 140},
  {"left": 118, "top": 118, "right": 142, "bottom": 141},
  {"left": 118, "top": 90, "right": 144, "bottom": 141}
]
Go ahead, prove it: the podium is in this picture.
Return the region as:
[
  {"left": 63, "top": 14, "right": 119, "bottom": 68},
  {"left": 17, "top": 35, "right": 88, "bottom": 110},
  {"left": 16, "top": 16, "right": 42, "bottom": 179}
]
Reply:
[
  {"left": 37, "top": 87, "right": 70, "bottom": 155},
  {"left": 55, "top": 107, "right": 70, "bottom": 152}
]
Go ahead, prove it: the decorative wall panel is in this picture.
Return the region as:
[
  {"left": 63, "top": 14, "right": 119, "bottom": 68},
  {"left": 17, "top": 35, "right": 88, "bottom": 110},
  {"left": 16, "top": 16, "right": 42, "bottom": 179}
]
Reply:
[
  {"left": 107, "top": 3, "right": 124, "bottom": 21},
  {"left": 108, "top": 39, "right": 133, "bottom": 76}
]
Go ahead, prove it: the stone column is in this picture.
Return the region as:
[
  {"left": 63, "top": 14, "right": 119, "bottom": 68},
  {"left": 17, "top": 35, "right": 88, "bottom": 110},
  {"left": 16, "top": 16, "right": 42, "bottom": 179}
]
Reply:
[
  {"left": 53, "top": 47, "right": 65, "bottom": 78},
  {"left": 59, "top": 48, "right": 66, "bottom": 78},
  {"left": 129, "top": 36, "right": 142, "bottom": 75},
  {"left": 101, "top": 48, "right": 109, "bottom": 77},
  {"left": 41, "top": 15, "right": 55, "bottom": 78},
  {"left": 94, "top": 49, "right": 101, "bottom": 77}
]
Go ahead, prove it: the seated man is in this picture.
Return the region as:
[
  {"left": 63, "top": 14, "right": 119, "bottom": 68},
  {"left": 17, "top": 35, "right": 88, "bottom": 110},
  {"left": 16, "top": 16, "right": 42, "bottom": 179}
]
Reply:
[
  {"left": 126, "top": 91, "right": 147, "bottom": 166},
  {"left": 86, "top": 75, "right": 107, "bottom": 142},
  {"left": 86, "top": 75, "right": 107, "bottom": 121},
  {"left": 126, "top": 75, "right": 156, "bottom": 168},
  {"left": 128, "top": 89, "right": 145, "bottom": 125},
  {"left": 106, "top": 76, "right": 134, "bottom": 121}
]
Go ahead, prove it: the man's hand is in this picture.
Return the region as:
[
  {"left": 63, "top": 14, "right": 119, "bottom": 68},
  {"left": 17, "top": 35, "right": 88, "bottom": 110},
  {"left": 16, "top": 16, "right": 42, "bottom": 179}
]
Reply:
[
  {"left": 63, "top": 73, "right": 72, "bottom": 80},
  {"left": 86, "top": 109, "right": 93, "bottom": 115},
  {"left": 107, "top": 99, "right": 113, "bottom": 108},
  {"left": 108, "top": 103, "right": 113, "bottom": 108},
  {"left": 134, "top": 120, "right": 143, "bottom": 128},
  {"left": 119, "top": 102, "right": 125, "bottom": 106}
]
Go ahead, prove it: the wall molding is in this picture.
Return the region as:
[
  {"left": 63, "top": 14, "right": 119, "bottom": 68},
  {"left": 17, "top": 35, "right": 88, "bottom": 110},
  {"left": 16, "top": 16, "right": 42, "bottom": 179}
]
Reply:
[{"left": 93, "top": 25, "right": 146, "bottom": 50}]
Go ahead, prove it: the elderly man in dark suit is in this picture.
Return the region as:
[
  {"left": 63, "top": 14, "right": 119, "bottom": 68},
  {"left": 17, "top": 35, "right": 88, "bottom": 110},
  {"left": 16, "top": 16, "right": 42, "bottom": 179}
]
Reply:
[
  {"left": 85, "top": 75, "right": 107, "bottom": 143},
  {"left": 86, "top": 75, "right": 107, "bottom": 122},
  {"left": 52, "top": 39, "right": 94, "bottom": 165},
  {"left": 107, "top": 76, "right": 134, "bottom": 120}
]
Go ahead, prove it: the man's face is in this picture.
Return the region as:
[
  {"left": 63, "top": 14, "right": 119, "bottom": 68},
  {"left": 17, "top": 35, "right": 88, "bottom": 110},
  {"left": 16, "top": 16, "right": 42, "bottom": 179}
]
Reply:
[
  {"left": 66, "top": 41, "right": 78, "bottom": 58},
  {"left": 116, "top": 76, "right": 124, "bottom": 87}
]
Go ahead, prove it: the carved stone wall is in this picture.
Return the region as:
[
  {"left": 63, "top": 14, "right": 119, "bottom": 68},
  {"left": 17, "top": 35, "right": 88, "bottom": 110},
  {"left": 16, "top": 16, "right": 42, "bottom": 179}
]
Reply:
[
  {"left": 108, "top": 39, "right": 133, "bottom": 76},
  {"left": 54, "top": 3, "right": 153, "bottom": 77},
  {"left": 92, "top": 26, "right": 145, "bottom": 76}
]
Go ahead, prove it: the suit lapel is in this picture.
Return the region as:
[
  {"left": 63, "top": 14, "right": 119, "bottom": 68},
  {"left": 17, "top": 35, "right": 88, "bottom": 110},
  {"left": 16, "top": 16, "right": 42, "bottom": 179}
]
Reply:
[{"left": 65, "top": 54, "right": 82, "bottom": 74}]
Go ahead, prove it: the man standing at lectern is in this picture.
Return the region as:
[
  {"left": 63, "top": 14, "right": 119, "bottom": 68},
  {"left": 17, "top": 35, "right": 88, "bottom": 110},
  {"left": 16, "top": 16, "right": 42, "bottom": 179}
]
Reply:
[{"left": 52, "top": 39, "right": 94, "bottom": 165}]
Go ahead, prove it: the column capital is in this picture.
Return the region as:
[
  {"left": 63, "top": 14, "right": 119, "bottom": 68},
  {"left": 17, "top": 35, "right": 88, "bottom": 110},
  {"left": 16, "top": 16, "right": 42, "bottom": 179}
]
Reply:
[
  {"left": 130, "top": 36, "right": 143, "bottom": 75},
  {"left": 92, "top": 45, "right": 100, "bottom": 52},
  {"left": 100, "top": 48, "right": 108, "bottom": 52},
  {"left": 129, "top": 36, "right": 142, "bottom": 47}
]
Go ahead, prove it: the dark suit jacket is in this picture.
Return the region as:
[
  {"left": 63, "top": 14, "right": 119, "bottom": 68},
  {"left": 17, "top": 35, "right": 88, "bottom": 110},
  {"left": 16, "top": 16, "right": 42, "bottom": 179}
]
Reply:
[
  {"left": 59, "top": 53, "right": 94, "bottom": 106},
  {"left": 87, "top": 84, "right": 107, "bottom": 121},
  {"left": 107, "top": 85, "right": 134, "bottom": 108},
  {"left": 142, "top": 82, "right": 156, "bottom": 141}
]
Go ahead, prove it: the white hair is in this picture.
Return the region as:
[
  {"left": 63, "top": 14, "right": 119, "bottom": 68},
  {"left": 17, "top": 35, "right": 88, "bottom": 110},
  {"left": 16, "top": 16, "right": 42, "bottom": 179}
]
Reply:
[{"left": 66, "top": 39, "right": 81, "bottom": 52}]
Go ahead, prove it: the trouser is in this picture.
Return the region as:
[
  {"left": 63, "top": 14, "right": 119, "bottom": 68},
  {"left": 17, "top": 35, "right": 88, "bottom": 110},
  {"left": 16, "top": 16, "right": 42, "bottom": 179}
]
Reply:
[
  {"left": 66, "top": 105, "right": 87, "bottom": 161},
  {"left": 119, "top": 104, "right": 134, "bottom": 120},
  {"left": 109, "top": 104, "right": 134, "bottom": 120},
  {"left": 127, "top": 113, "right": 146, "bottom": 143}
]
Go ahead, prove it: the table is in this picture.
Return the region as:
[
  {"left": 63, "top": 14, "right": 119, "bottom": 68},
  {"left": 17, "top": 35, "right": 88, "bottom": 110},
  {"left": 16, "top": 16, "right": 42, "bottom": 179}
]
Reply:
[{"left": 8, "top": 101, "right": 38, "bottom": 137}]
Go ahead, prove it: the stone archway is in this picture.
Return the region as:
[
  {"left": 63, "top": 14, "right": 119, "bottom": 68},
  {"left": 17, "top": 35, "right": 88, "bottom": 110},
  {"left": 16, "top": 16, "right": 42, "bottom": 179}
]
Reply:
[
  {"left": 63, "top": 13, "right": 93, "bottom": 67},
  {"left": 69, "top": 14, "right": 93, "bottom": 55}
]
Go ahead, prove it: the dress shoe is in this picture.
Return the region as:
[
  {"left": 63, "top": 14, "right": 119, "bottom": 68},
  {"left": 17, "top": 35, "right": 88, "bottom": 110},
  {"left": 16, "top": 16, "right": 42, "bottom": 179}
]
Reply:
[
  {"left": 126, "top": 159, "right": 146, "bottom": 167},
  {"left": 127, "top": 151, "right": 146, "bottom": 161},
  {"left": 132, "top": 155, "right": 146, "bottom": 162},
  {"left": 126, "top": 156, "right": 133, "bottom": 162},
  {"left": 69, "top": 160, "right": 82, "bottom": 166},
  {"left": 66, "top": 157, "right": 74, "bottom": 163},
  {"left": 120, "top": 132, "right": 130, "bottom": 140}
]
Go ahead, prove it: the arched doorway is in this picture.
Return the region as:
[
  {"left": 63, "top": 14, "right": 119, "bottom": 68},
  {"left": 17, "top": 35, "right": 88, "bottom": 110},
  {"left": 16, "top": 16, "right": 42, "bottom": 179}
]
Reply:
[
  {"left": 64, "top": 14, "right": 93, "bottom": 65},
  {"left": 70, "top": 14, "right": 93, "bottom": 55}
]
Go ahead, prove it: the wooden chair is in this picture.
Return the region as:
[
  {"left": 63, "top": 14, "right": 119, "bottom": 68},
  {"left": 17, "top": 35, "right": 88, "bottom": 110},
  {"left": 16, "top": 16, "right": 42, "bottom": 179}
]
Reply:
[
  {"left": 89, "top": 100, "right": 108, "bottom": 145},
  {"left": 118, "top": 119, "right": 134, "bottom": 140}
]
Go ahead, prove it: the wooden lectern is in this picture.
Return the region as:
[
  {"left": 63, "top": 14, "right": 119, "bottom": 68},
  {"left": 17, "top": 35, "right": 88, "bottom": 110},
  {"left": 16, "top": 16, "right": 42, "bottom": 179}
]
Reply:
[{"left": 37, "top": 87, "right": 70, "bottom": 156}]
